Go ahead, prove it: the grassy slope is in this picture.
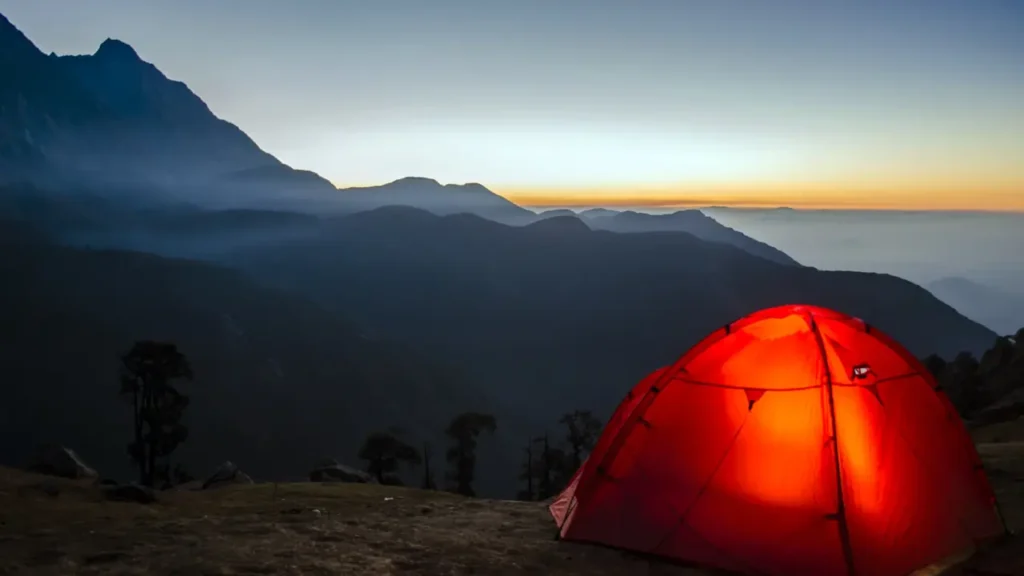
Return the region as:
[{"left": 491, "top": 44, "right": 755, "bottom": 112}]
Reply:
[{"left": 2, "top": 434, "right": 1022, "bottom": 576}]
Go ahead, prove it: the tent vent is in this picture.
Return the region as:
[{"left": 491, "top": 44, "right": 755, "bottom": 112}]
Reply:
[{"left": 851, "top": 364, "right": 872, "bottom": 380}]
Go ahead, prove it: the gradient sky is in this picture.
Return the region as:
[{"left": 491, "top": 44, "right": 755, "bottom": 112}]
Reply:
[{"left": 3, "top": 0, "right": 1023, "bottom": 210}]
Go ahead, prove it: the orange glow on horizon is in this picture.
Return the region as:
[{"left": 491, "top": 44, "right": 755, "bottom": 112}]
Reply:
[
  {"left": 329, "top": 178, "right": 1024, "bottom": 212},
  {"left": 494, "top": 183, "right": 1024, "bottom": 212}
]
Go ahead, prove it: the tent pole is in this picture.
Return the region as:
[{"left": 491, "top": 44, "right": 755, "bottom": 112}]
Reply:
[{"left": 809, "top": 316, "right": 857, "bottom": 576}]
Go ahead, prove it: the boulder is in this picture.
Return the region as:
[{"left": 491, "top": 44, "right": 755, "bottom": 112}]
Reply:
[
  {"left": 202, "top": 461, "right": 254, "bottom": 490},
  {"left": 30, "top": 444, "right": 98, "bottom": 479},
  {"left": 102, "top": 482, "right": 157, "bottom": 504},
  {"left": 310, "top": 459, "right": 373, "bottom": 483},
  {"left": 32, "top": 482, "right": 61, "bottom": 498}
]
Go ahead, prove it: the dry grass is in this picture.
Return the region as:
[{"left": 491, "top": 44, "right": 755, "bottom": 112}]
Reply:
[
  {"left": 1, "top": 436, "right": 1022, "bottom": 575},
  {"left": 0, "top": 468, "right": 710, "bottom": 576}
]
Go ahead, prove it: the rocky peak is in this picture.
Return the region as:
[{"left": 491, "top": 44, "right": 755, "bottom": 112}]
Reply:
[{"left": 94, "top": 38, "right": 142, "bottom": 62}]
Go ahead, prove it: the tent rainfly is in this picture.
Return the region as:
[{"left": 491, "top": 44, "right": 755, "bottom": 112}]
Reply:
[{"left": 551, "top": 304, "right": 1006, "bottom": 576}]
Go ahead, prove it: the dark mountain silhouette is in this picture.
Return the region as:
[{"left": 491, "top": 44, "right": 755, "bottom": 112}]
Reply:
[
  {"left": 0, "top": 14, "right": 103, "bottom": 179},
  {"left": 0, "top": 14, "right": 334, "bottom": 205},
  {"left": 336, "top": 177, "right": 536, "bottom": 223},
  {"left": 0, "top": 224, "right": 505, "bottom": 489},
  {"left": 532, "top": 208, "right": 798, "bottom": 265},
  {"left": 1, "top": 14, "right": 563, "bottom": 219},
  {"left": 522, "top": 214, "right": 592, "bottom": 234},
  {"left": 578, "top": 208, "right": 620, "bottom": 218},
  {"left": 928, "top": 277, "right": 1024, "bottom": 336},
  {"left": 0, "top": 10, "right": 808, "bottom": 261},
  {"left": 536, "top": 209, "right": 578, "bottom": 219},
  {"left": 577, "top": 209, "right": 799, "bottom": 266},
  {"left": 229, "top": 206, "right": 996, "bottom": 426}
]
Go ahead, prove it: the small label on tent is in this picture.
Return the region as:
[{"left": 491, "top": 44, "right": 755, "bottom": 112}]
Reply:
[{"left": 851, "top": 364, "right": 872, "bottom": 380}]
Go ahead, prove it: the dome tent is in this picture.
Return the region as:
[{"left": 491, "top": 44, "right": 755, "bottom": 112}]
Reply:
[{"left": 550, "top": 304, "right": 1005, "bottom": 576}]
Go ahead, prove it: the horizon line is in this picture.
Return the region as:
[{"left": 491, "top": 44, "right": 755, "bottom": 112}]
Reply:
[
  {"left": 517, "top": 204, "right": 1024, "bottom": 215},
  {"left": 329, "top": 178, "right": 1024, "bottom": 213}
]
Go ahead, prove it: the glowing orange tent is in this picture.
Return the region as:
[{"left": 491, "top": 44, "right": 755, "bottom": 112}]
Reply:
[{"left": 550, "top": 304, "right": 1005, "bottom": 576}]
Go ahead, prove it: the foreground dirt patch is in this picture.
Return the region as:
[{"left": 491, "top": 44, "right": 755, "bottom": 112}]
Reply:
[
  {"left": 1, "top": 441, "right": 1022, "bottom": 575},
  {"left": 0, "top": 468, "right": 711, "bottom": 576}
]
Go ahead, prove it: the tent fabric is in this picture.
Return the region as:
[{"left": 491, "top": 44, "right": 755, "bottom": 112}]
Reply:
[{"left": 550, "top": 304, "right": 1004, "bottom": 576}]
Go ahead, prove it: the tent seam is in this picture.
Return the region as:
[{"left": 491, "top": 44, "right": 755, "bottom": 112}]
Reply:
[
  {"left": 649, "top": 409, "right": 752, "bottom": 554},
  {"left": 809, "top": 314, "right": 858, "bottom": 576}
]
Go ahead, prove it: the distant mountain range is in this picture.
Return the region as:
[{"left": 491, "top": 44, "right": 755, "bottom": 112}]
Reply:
[
  {"left": 537, "top": 208, "right": 798, "bottom": 266},
  {"left": 228, "top": 205, "right": 997, "bottom": 424},
  {"left": 0, "top": 14, "right": 798, "bottom": 266}
]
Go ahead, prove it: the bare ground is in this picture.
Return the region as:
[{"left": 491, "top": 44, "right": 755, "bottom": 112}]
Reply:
[{"left": 1, "top": 435, "right": 1022, "bottom": 575}]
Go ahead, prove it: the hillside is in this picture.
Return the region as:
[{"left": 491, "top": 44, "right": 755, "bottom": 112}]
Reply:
[
  {"left": 337, "top": 177, "right": 537, "bottom": 224},
  {"left": 1, "top": 439, "right": 1022, "bottom": 575},
  {"left": 578, "top": 209, "right": 799, "bottom": 266},
  {"left": 230, "top": 207, "right": 997, "bottom": 428},
  {"left": 928, "top": 277, "right": 1024, "bottom": 337},
  {"left": 0, "top": 228, "right": 492, "bottom": 487}
]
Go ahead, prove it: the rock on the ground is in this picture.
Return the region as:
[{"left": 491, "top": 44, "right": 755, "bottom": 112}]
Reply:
[
  {"left": 202, "top": 461, "right": 254, "bottom": 489},
  {"left": 29, "top": 444, "right": 98, "bottom": 479},
  {"left": 31, "top": 482, "right": 61, "bottom": 497},
  {"left": 171, "top": 480, "right": 204, "bottom": 491},
  {"left": 309, "top": 458, "right": 373, "bottom": 483},
  {"left": 102, "top": 482, "right": 157, "bottom": 504}
]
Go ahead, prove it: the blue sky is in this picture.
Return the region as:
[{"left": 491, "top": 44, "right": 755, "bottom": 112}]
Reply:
[{"left": 2, "top": 0, "right": 1022, "bottom": 208}]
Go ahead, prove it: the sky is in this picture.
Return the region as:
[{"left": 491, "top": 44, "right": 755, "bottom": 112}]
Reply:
[{"left": 2, "top": 0, "right": 1023, "bottom": 210}]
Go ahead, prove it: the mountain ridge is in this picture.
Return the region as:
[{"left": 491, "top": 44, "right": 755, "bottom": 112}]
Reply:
[
  {"left": 555, "top": 208, "right": 800, "bottom": 266},
  {"left": 229, "top": 205, "right": 997, "bottom": 430},
  {"left": 928, "top": 277, "right": 1024, "bottom": 336},
  {"left": 0, "top": 14, "right": 333, "bottom": 202},
  {"left": 0, "top": 12, "right": 802, "bottom": 267}
]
